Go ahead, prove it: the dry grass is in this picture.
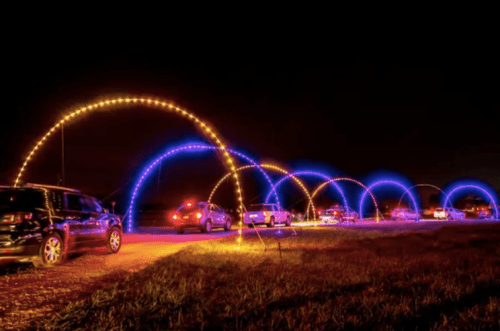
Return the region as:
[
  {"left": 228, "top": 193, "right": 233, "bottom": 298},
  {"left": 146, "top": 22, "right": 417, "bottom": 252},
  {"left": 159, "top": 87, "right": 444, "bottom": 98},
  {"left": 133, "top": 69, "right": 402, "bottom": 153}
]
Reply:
[{"left": 29, "top": 224, "right": 500, "bottom": 330}]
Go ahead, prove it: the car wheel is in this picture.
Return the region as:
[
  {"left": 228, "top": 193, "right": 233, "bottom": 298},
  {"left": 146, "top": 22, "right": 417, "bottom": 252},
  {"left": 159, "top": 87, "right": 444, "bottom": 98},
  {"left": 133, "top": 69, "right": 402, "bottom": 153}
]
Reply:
[
  {"left": 35, "top": 232, "right": 65, "bottom": 267},
  {"left": 224, "top": 218, "right": 232, "bottom": 231},
  {"left": 247, "top": 223, "right": 254, "bottom": 228},
  {"left": 107, "top": 227, "right": 122, "bottom": 254},
  {"left": 285, "top": 217, "right": 291, "bottom": 227},
  {"left": 176, "top": 227, "right": 185, "bottom": 234},
  {"left": 202, "top": 220, "right": 212, "bottom": 233},
  {"left": 267, "top": 217, "right": 275, "bottom": 228}
]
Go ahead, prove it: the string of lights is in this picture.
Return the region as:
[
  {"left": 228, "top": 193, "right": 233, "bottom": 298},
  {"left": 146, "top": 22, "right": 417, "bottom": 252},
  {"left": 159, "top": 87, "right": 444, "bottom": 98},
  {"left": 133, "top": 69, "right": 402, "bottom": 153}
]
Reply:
[
  {"left": 13, "top": 98, "right": 244, "bottom": 225},
  {"left": 359, "top": 180, "right": 419, "bottom": 220},
  {"left": 307, "top": 178, "right": 382, "bottom": 221},
  {"left": 127, "top": 144, "right": 283, "bottom": 248}
]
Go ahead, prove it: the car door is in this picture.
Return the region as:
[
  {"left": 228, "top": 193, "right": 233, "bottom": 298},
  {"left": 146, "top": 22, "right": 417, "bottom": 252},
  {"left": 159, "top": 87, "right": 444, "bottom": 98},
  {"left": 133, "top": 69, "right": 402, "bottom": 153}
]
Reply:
[
  {"left": 64, "top": 193, "right": 91, "bottom": 247},
  {"left": 83, "top": 197, "right": 106, "bottom": 245},
  {"left": 213, "top": 205, "right": 223, "bottom": 226}
]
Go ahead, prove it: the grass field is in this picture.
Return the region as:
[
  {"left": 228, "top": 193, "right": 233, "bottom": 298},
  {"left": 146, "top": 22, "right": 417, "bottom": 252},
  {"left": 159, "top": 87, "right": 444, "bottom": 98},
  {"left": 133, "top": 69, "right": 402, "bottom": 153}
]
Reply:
[{"left": 32, "top": 224, "right": 500, "bottom": 330}]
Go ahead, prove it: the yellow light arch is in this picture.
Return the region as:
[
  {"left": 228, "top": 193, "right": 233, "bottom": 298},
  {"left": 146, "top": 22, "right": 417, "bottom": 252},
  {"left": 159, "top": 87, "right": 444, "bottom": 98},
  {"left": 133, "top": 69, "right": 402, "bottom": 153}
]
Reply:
[
  {"left": 307, "top": 178, "right": 383, "bottom": 220},
  {"left": 14, "top": 97, "right": 244, "bottom": 220},
  {"left": 208, "top": 163, "right": 316, "bottom": 220}
]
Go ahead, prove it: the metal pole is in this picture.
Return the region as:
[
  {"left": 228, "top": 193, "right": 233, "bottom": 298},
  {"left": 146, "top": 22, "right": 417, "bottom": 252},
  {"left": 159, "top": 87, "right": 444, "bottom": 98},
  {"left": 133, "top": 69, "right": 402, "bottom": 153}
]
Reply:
[{"left": 61, "top": 123, "right": 65, "bottom": 186}]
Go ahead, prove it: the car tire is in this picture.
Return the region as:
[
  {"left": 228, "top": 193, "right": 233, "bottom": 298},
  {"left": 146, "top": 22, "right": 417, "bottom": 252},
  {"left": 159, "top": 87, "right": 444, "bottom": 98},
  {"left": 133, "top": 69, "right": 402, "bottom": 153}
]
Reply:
[
  {"left": 202, "top": 220, "right": 212, "bottom": 233},
  {"left": 267, "top": 217, "right": 275, "bottom": 228},
  {"left": 176, "top": 228, "right": 185, "bottom": 234},
  {"left": 34, "top": 232, "right": 65, "bottom": 267},
  {"left": 247, "top": 223, "right": 254, "bottom": 228},
  {"left": 107, "top": 226, "right": 122, "bottom": 254},
  {"left": 224, "top": 218, "right": 231, "bottom": 231},
  {"left": 285, "top": 217, "right": 291, "bottom": 227}
]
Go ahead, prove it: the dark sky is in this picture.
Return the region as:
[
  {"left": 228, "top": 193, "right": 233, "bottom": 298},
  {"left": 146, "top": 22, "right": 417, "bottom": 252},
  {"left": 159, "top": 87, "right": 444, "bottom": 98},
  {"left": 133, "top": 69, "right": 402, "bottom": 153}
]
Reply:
[{"left": 1, "top": 52, "right": 498, "bottom": 213}]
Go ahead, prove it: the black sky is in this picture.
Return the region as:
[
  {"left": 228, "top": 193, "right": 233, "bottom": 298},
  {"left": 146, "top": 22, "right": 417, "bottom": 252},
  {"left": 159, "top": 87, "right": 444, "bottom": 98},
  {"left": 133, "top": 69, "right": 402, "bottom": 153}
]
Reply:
[{"left": 1, "top": 51, "right": 498, "bottom": 213}]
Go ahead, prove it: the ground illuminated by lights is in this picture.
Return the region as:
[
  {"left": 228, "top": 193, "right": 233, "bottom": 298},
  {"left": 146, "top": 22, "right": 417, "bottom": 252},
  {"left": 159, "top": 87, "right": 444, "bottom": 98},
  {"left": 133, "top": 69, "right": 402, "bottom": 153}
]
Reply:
[{"left": 2, "top": 219, "right": 500, "bottom": 330}]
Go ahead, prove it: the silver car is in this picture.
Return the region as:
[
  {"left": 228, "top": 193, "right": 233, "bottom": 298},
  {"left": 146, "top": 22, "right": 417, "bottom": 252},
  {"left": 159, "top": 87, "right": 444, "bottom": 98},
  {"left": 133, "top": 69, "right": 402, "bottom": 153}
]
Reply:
[
  {"left": 319, "top": 206, "right": 359, "bottom": 223},
  {"left": 434, "top": 207, "right": 465, "bottom": 220},
  {"left": 391, "top": 208, "right": 420, "bottom": 221},
  {"left": 173, "top": 202, "right": 231, "bottom": 234},
  {"left": 243, "top": 204, "right": 291, "bottom": 228}
]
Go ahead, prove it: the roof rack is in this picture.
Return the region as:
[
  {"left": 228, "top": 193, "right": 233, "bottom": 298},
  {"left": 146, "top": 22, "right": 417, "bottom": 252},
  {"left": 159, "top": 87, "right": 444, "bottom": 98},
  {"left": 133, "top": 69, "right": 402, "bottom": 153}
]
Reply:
[{"left": 23, "top": 183, "right": 81, "bottom": 192}]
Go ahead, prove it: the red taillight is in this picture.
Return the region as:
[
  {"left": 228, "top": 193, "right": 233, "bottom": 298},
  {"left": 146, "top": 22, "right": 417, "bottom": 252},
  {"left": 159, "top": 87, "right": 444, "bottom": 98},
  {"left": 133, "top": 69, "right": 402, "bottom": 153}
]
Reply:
[
  {"left": 196, "top": 212, "right": 202, "bottom": 219},
  {"left": 1, "top": 212, "right": 33, "bottom": 224},
  {"left": 173, "top": 214, "right": 177, "bottom": 220},
  {"left": 334, "top": 211, "right": 337, "bottom": 215},
  {"left": 187, "top": 203, "right": 192, "bottom": 207}
]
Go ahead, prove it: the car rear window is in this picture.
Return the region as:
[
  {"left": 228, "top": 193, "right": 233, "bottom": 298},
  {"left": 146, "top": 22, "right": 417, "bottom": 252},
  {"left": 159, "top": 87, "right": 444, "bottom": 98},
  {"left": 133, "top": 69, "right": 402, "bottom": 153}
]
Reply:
[
  {"left": 0, "top": 190, "right": 45, "bottom": 210},
  {"left": 248, "top": 205, "right": 274, "bottom": 212},
  {"left": 177, "top": 202, "right": 205, "bottom": 212}
]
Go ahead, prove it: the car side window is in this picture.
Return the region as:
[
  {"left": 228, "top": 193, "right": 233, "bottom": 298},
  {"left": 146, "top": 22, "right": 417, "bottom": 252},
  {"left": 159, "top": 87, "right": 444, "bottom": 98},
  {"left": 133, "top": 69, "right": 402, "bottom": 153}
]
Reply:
[
  {"left": 91, "top": 198, "right": 103, "bottom": 213},
  {"left": 209, "top": 205, "right": 214, "bottom": 212},
  {"left": 51, "top": 192, "right": 64, "bottom": 210},
  {"left": 66, "top": 194, "right": 85, "bottom": 211}
]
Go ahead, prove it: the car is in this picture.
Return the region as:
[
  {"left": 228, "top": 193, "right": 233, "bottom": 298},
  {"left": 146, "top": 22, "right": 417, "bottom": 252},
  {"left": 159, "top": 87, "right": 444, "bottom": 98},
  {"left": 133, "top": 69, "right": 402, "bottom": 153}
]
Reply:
[
  {"left": 434, "top": 207, "right": 465, "bottom": 220},
  {"left": 0, "top": 184, "right": 122, "bottom": 267},
  {"left": 391, "top": 208, "right": 420, "bottom": 221},
  {"left": 478, "top": 209, "right": 495, "bottom": 220},
  {"left": 172, "top": 202, "right": 232, "bottom": 234},
  {"left": 243, "top": 203, "right": 291, "bottom": 228},
  {"left": 319, "top": 206, "right": 358, "bottom": 223}
]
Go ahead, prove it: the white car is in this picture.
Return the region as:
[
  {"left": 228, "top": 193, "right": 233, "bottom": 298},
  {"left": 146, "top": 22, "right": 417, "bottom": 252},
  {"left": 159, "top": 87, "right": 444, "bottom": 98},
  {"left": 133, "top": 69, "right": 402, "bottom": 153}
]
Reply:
[
  {"left": 434, "top": 207, "right": 465, "bottom": 220},
  {"left": 243, "top": 204, "right": 291, "bottom": 227}
]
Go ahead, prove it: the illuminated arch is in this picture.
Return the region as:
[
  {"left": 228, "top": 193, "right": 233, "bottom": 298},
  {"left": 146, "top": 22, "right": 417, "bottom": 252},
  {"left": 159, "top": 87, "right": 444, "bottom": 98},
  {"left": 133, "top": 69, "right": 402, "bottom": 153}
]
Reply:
[
  {"left": 127, "top": 144, "right": 280, "bottom": 247},
  {"left": 397, "top": 184, "right": 447, "bottom": 209},
  {"left": 307, "top": 178, "right": 382, "bottom": 220},
  {"left": 208, "top": 163, "right": 316, "bottom": 219},
  {"left": 359, "top": 180, "right": 419, "bottom": 219},
  {"left": 443, "top": 185, "right": 499, "bottom": 219},
  {"left": 264, "top": 171, "right": 348, "bottom": 210},
  {"left": 14, "top": 97, "right": 244, "bottom": 221}
]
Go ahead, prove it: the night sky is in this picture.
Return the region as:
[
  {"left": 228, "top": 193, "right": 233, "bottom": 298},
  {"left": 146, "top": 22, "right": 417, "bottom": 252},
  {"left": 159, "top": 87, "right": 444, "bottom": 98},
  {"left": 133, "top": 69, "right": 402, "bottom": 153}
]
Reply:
[{"left": 1, "top": 53, "right": 498, "bottom": 214}]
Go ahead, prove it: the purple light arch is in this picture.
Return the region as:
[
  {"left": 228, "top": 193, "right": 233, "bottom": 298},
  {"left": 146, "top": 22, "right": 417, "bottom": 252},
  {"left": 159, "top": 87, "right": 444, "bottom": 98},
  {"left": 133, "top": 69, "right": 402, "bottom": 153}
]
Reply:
[
  {"left": 127, "top": 144, "right": 280, "bottom": 233},
  {"left": 264, "top": 171, "right": 348, "bottom": 209},
  {"left": 359, "top": 180, "right": 419, "bottom": 219},
  {"left": 443, "top": 185, "right": 499, "bottom": 220}
]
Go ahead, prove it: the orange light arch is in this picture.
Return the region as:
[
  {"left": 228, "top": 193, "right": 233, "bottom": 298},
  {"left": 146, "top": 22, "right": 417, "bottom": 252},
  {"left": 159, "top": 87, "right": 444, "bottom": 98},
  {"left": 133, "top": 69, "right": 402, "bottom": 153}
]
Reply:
[
  {"left": 14, "top": 97, "right": 244, "bottom": 217},
  {"left": 208, "top": 163, "right": 316, "bottom": 220}
]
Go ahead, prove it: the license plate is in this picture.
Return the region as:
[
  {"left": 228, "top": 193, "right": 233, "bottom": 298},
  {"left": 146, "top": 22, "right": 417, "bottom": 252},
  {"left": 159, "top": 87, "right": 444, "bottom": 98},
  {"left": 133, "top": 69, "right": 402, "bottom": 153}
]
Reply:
[{"left": 183, "top": 216, "right": 189, "bottom": 219}]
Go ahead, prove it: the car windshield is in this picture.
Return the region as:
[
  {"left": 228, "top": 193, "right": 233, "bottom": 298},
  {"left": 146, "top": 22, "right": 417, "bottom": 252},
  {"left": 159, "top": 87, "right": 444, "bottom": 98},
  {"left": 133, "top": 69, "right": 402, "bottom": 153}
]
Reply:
[
  {"left": 0, "top": 190, "right": 45, "bottom": 211},
  {"left": 248, "top": 205, "right": 274, "bottom": 212},
  {"left": 177, "top": 202, "right": 205, "bottom": 212}
]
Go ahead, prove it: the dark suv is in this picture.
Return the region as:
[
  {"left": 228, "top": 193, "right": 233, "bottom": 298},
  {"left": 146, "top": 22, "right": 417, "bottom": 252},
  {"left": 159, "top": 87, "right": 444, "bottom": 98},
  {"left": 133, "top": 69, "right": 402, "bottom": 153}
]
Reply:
[{"left": 0, "top": 184, "right": 122, "bottom": 267}]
